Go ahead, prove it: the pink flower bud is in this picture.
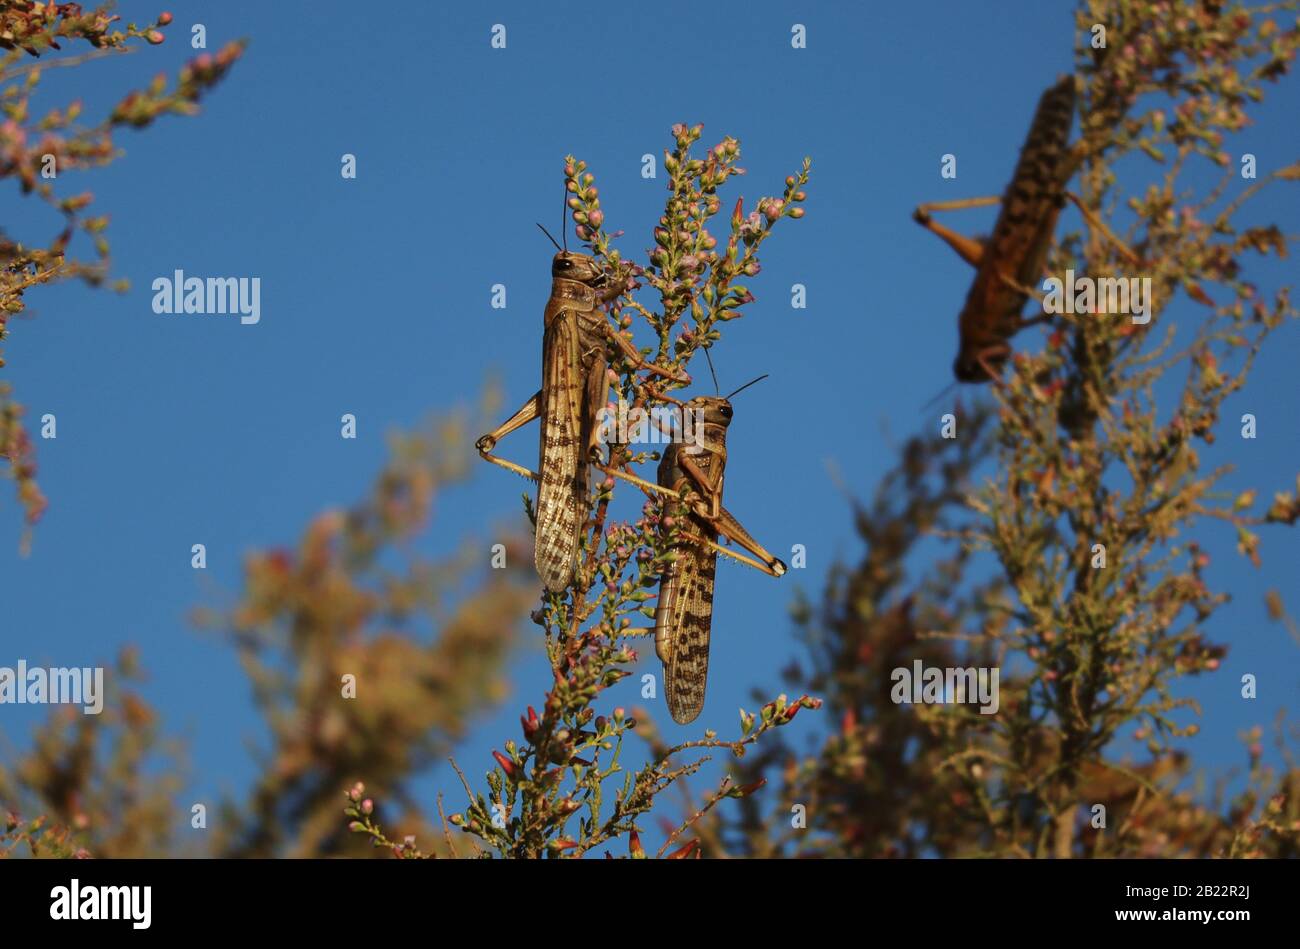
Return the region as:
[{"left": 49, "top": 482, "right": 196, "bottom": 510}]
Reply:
[
  {"left": 521, "top": 705, "right": 540, "bottom": 739},
  {"left": 587, "top": 209, "right": 604, "bottom": 227},
  {"left": 157, "top": 12, "right": 173, "bottom": 26},
  {"left": 146, "top": 30, "right": 165, "bottom": 44},
  {"left": 666, "top": 839, "right": 700, "bottom": 859}
]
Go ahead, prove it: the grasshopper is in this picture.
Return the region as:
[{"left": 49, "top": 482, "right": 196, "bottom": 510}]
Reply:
[
  {"left": 913, "top": 74, "right": 1140, "bottom": 384},
  {"left": 476, "top": 225, "right": 688, "bottom": 592},
  {"left": 650, "top": 373, "right": 786, "bottom": 724}
]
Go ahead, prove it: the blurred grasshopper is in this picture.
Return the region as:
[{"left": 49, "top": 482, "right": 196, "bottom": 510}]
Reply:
[
  {"left": 476, "top": 224, "right": 687, "bottom": 593},
  {"left": 913, "top": 74, "right": 1137, "bottom": 384},
  {"left": 648, "top": 372, "right": 786, "bottom": 724}
]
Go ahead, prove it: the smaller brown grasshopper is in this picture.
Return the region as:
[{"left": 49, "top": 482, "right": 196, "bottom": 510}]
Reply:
[
  {"left": 476, "top": 224, "right": 688, "bottom": 593},
  {"left": 614, "top": 366, "right": 786, "bottom": 724}
]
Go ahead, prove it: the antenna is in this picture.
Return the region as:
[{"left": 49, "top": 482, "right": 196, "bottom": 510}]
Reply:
[
  {"left": 921, "top": 379, "right": 959, "bottom": 412},
  {"left": 703, "top": 346, "right": 721, "bottom": 396},
  {"left": 726, "top": 373, "right": 769, "bottom": 400},
  {"left": 536, "top": 222, "right": 562, "bottom": 252}
]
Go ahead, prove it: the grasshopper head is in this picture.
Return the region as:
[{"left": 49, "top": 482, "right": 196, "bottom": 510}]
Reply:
[
  {"left": 676, "top": 395, "right": 732, "bottom": 459},
  {"left": 686, "top": 395, "right": 734, "bottom": 428},
  {"left": 681, "top": 371, "right": 766, "bottom": 435},
  {"left": 552, "top": 251, "right": 615, "bottom": 289}
]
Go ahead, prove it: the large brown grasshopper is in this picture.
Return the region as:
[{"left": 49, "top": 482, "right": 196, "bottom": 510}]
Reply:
[
  {"left": 476, "top": 226, "right": 688, "bottom": 592},
  {"left": 645, "top": 373, "right": 787, "bottom": 724},
  {"left": 913, "top": 74, "right": 1139, "bottom": 384}
]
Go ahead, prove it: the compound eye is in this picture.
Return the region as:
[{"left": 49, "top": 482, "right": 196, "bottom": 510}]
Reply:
[
  {"left": 720, "top": 405, "right": 733, "bottom": 419},
  {"left": 556, "top": 258, "right": 573, "bottom": 270}
]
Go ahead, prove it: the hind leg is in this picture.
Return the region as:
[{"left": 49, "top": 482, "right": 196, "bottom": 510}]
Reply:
[{"left": 913, "top": 196, "right": 1000, "bottom": 268}]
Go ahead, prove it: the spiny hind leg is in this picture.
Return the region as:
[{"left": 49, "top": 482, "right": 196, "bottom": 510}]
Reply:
[
  {"left": 675, "top": 527, "right": 786, "bottom": 577},
  {"left": 913, "top": 196, "right": 1000, "bottom": 268},
  {"left": 477, "top": 390, "right": 542, "bottom": 482}
]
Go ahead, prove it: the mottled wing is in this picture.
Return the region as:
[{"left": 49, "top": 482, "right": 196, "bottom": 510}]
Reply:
[
  {"left": 536, "top": 307, "right": 586, "bottom": 592},
  {"left": 959, "top": 76, "right": 1076, "bottom": 353},
  {"left": 655, "top": 508, "right": 717, "bottom": 725}
]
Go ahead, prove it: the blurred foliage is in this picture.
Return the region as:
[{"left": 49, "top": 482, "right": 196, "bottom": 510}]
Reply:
[
  {"left": 0, "top": 647, "right": 181, "bottom": 858},
  {"left": 0, "top": 2, "right": 243, "bottom": 542},
  {"left": 1, "top": 396, "right": 539, "bottom": 858},
  {"left": 198, "top": 401, "right": 539, "bottom": 858}
]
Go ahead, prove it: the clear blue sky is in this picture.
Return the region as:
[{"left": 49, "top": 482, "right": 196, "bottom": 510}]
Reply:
[{"left": 2, "top": 0, "right": 1297, "bottom": 839}]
